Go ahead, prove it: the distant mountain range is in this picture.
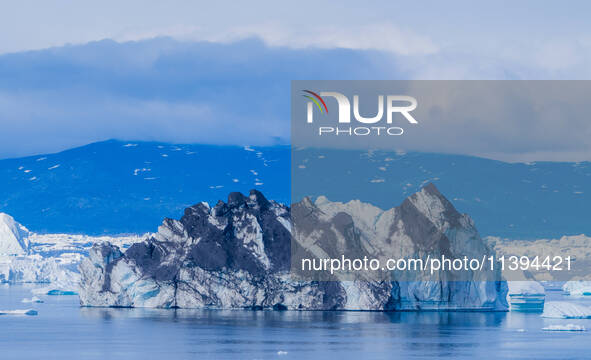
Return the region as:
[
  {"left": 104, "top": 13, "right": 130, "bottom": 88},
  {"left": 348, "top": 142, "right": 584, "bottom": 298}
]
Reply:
[
  {"left": 0, "top": 140, "right": 589, "bottom": 238},
  {"left": 293, "top": 148, "right": 590, "bottom": 239},
  {"left": 0, "top": 140, "right": 289, "bottom": 234}
]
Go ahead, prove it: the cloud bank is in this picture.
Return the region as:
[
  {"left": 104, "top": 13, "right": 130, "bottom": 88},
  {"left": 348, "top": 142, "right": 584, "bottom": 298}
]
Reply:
[{"left": 0, "top": 37, "right": 590, "bottom": 162}]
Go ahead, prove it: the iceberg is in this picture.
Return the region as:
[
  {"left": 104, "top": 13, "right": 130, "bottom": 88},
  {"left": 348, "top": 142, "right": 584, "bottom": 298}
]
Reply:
[
  {"left": 563, "top": 281, "right": 591, "bottom": 296},
  {"left": 542, "top": 324, "right": 586, "bottom": 331},
  {"left": 0, "top": 213, "right": 30, "bottom": 255},
  {"left": 542, "top": 301, "right": 591, "bottom": 319},
  {"left": 507, "top": 281, "right": 545, "bottom": 312},
  {"left": 0, "top": 255, "right": 80, "bottom": 284},
  {"left": 0, "top": 309, "right": 38, "bottom": 316},
  {"left": 0, "top": 212, "right": 144, "bottom": 293},
  {"left": 79, "top": 186, "right": 508, "bottom": 311}
]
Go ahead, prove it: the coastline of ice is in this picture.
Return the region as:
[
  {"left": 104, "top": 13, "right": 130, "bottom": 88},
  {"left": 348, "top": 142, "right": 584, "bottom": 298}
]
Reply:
[
  {"left": 31, "top": 282, "right": 79, "bottom": 296},
  {"left": 0, "top": 212, "right": 146, "bottom": 294}
]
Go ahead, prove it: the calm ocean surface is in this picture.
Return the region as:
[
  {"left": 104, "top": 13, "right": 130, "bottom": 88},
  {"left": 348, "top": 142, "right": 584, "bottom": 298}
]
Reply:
[{"left": 1, "top": 284, "right": 590, "bottom": 359}]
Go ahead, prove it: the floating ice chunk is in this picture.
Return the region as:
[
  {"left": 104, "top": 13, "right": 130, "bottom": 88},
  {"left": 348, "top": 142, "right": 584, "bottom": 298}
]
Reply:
[
  {"left": 508, "top": 281, "right": 545, "bottom": 312},
  {"left": 542, "top": 301, "right": 591, "bottom": 319},
  {"left": 543, "top": 324, "right": 586, "bottom": 331},
  {"left": 563, "top": 281, "right": 591, "bottom": 296},
  {"left": 277, "top": 351, "right": 288, "bottom": 355},
  {"left": 46, "top": 289, "right": 77, "bottom": 295},
  {"left": 22, "top": 296, "right": 43, "bottom": 303},
  {"left": 0, "top": 309, "right": 38, "bottom": 316},
  {"left": 32, "top": 282, "right": 78, "bottom": 296}
]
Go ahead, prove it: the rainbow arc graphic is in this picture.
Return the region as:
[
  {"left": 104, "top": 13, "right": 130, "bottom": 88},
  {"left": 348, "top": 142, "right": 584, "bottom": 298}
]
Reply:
[{"left": 302, "top": 90, "right": 328, "bottom": 114}]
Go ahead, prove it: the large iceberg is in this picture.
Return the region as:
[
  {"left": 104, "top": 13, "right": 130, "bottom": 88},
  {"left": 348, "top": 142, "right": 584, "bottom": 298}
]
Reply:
[
  {"left": 79, "top": 186, "right": 508, "bottom": 311},
  {"left": 542, "top": 301, "right": 591, "bottom": 319}
]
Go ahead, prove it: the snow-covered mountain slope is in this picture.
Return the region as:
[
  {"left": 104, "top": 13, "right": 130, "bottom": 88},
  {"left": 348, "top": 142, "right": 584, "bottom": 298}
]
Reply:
[{"left": 79, "top": 186, "right": 508, "bottom": 310}]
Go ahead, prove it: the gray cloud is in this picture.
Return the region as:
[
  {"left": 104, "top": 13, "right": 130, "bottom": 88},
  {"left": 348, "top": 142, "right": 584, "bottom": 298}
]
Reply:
[{"left": 1, "top": 35, "right": 591, "bottom": 162}]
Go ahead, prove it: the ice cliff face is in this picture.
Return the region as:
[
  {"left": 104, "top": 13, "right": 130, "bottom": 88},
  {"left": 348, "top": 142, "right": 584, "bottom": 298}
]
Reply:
[
  {"left": 79, "top": 185, "right": 508, "bottom": 310},
  {"left": 0, "top": 213, "right": 139, "bottom": 288},
  {"left": 0, "top": 213, "right": 30, "bottom": 255}
]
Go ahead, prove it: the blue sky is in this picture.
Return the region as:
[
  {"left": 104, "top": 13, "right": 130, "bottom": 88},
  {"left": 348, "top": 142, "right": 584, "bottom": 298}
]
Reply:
[{"left": 1, "top": 1, "right": 591, "bottom": 160}]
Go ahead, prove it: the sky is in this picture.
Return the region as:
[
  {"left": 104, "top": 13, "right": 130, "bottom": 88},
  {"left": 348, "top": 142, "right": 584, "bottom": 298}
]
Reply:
[{"left": 1, "top": 0, "right": 591, "bottom": 161}]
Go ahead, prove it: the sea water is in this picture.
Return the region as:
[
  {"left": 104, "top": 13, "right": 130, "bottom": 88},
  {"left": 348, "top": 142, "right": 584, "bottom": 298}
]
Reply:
[{"left": 1, "top": 284, "right": 590, "bottom": 359}]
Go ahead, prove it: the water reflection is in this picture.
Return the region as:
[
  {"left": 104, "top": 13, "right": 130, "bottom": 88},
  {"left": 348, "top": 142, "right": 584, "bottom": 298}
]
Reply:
[{"left": 3, "top": 286, "right": 591, "bottom": 360}]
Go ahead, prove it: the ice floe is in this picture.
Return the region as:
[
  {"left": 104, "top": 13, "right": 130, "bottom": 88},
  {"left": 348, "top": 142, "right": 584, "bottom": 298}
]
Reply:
[
  {"left": 21, "top": 296, "right": 43, "bottom": 303},
  {"left": 0, "top": 309, "right": 38, "bottom": 316},
  {"left": 542, "top": 324, "right": 586, "bottom": 331},
  {"left": 542, "top": 301, "right": 591, "bottom": 319}
]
